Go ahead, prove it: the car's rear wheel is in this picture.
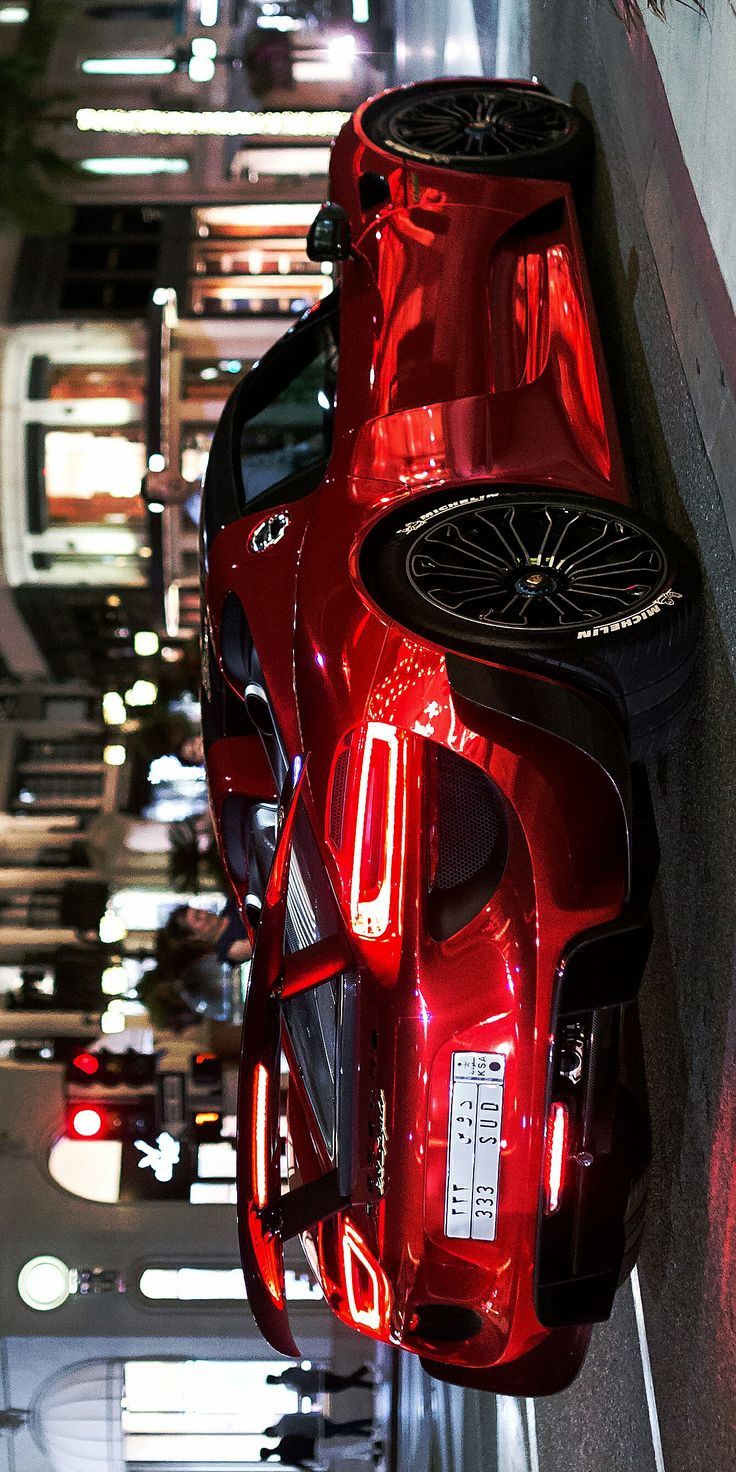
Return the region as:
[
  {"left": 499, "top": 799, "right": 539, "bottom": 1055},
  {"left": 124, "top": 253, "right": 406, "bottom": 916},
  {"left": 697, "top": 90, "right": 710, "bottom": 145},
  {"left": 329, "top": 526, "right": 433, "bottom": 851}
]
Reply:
[
  {"left": 360, "top": 79, "right": 593, "bottom": 183},
  {"left": 362, "top": 488, "right": 702, "bottom": 757}
]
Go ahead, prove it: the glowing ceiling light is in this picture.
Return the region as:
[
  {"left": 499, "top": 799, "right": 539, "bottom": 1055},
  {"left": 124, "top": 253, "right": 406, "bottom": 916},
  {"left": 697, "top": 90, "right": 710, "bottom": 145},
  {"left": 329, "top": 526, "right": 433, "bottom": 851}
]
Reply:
[
  {"left": 199, "top": 0, "right": 218, "bottom": 20},
  {"left": 188, "top": 55, "right": 215, "bottom": 81},
  {"left": 133, "top": 630, "right": 159, "bottom": 656},
  {"left": 81, "top": 156, "right": 189, "bottom": 175},
  {"left": 82, "top": 57, "right": 176, "bottom": 74},
  {"left": 191, "top": 36, "right": 217, "bottom": 58},
  {"left": 101, "top": 966, "right": 128, "bottom": 996},
  {"left": 103, "top": 744, "right": 126, "bottom": 767},
  {"left": 76, "top": 107, "right": 350, "bottom": 137},
  {"left": 125, "top": 679, "right": 158, "bottom": 706},
  {"left": 256, "top": 13, "right": 302, "bottom": 27},
  {"left": 327, "top": 33, "right": 357, "bottom": 66},
  {"left": 0, "top": 6, "right": 29, "bottom": 20},
  {"left": 102, "top": 691, "right": 127, "bottom": 725},
  {"left": 100, "top": 1010, "right": 126, "bottom": 1034},
  {"left": 99, "top": 912, "right": 127, "bottom": 944}
]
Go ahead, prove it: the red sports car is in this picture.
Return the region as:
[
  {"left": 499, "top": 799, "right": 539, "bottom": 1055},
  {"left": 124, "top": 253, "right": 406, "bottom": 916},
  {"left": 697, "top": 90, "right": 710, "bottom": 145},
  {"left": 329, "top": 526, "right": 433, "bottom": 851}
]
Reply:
[{"left": 200, "top": 78, "right": 700, "bottom": 1395}]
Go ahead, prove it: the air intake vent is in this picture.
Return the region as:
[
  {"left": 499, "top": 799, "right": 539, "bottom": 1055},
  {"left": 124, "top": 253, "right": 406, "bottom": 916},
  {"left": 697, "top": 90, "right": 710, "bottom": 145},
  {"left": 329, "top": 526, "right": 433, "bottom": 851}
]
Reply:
[
  {"left": 410, "top": 1303, "right": 483, "bottom": 1343},
  {"left": 329, "top": 748, "right": 350, "bottom": 848},
  {"left": 428, "top": 747, "right": 508, "bottom": 941}
]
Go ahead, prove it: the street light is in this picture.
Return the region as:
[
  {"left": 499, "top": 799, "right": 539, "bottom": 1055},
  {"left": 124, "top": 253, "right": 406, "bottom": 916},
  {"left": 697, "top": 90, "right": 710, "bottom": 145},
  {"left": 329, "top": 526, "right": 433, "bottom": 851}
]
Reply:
[{"left": 17, "top": 1256, "right": 71, "bottom": 1312}]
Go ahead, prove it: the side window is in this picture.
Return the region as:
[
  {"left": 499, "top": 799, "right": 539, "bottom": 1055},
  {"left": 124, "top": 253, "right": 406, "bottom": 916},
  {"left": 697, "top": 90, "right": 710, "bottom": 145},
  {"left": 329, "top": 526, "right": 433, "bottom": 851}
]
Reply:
[{"left": 238, "top": 302, "right": 338, "bottom": 510}]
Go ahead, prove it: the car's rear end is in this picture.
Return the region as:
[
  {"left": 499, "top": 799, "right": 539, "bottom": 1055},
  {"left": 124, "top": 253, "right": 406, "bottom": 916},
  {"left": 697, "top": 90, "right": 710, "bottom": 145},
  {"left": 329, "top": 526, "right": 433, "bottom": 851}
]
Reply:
[{"left": 235, "top": 621, "right": 655, "bottom": 1393}]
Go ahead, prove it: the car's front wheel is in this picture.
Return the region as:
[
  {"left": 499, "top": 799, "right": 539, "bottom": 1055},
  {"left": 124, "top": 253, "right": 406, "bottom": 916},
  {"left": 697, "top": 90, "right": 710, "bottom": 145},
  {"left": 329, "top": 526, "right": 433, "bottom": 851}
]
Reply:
[
  {"left": 359, "top": 79, "right": 593, "bottom": 184},
  {"left": 361, "top": 488, "right": 702, "bottom": 758}
]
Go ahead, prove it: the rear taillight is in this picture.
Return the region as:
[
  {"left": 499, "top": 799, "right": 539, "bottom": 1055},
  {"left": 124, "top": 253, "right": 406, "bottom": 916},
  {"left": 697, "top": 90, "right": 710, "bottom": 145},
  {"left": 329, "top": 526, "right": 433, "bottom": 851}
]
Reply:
[
  {"left": 544, "top": 1101, "right": 569, "bottom": 1215},
  {"left": 340, "top": 1218, "right": 391, "bottom": 1335},
  {"left": 328, "top": 723, "right": 407, "bottom": 941},
  {"left": 249, "top": 1207, "right": 284, "bottom": 1306},
  {"left": 252, "top": 1062, "right": 270, "bottom": 1210}
]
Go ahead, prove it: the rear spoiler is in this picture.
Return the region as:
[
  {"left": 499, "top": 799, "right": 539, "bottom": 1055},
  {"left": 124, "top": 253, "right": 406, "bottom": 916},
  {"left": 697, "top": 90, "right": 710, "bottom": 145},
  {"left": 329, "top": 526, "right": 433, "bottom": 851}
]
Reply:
[{"left": 235, "top": 755, "right": 351, "bottom": 1355}]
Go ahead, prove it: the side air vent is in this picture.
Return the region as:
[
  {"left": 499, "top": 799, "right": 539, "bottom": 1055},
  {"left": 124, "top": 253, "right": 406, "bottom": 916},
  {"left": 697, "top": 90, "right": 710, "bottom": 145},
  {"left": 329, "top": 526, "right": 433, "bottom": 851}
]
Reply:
[
  {"left": 329, "top": 748, "right": 350, "bottom": 848},
  {"left": 428, "top": 747, "right": 509, "bottom": 941},
  {"left": 220, "top": 794, "right": 277, "bottom": 907},
  {"left": 220, "top": 593, "right": 252, "bottom": 690},
  {"left": 220, "top": 793, "right": 249, "bottom": 886}
]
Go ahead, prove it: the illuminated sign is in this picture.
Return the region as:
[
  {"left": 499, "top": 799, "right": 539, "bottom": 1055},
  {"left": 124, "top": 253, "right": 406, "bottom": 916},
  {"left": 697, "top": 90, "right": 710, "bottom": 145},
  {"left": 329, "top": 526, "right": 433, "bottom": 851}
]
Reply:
[
  {"left": 135, "top": 1131, "right": 181, "bottom": 1183},
  {"left": 77, "top": 107, "right": 350, "bottom": 138}
]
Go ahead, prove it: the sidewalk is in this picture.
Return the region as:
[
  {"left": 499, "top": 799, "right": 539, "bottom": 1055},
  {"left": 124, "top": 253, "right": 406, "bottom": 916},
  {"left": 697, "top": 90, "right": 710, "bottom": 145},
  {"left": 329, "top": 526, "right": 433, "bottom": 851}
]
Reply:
[
  {"left": 641, "top": 0, "right": 736, "bottom": 317},
  {"left": 378, "top": 1346, "right": 484, "bottom": 1472},
  {"left": 384, "top": 1345, "right": 548, "bottom": 1472},
  {"left": 600, "top": 7, "right": 736, "bottom": 554}
]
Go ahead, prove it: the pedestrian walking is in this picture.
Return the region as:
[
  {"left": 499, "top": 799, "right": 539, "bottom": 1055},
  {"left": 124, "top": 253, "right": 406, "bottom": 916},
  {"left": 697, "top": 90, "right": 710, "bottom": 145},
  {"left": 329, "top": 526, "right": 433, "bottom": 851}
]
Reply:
[
  {"left": 265, "top": 1413, "right": 373, "bottom": 1439},
  {"left": 259, "top": 1433, "right": 318, "bottom": 1468},
  {"left": 265, "top": 1364, "right": 374, "bottom": 1396}
]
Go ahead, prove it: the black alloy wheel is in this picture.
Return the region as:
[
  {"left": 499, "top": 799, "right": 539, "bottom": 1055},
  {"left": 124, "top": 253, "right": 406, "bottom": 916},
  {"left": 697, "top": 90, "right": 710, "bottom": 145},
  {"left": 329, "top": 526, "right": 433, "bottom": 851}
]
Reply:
[
  {"left": 402, "top": 497, "right": 668, "bottom": 636},
  {"left": 362, "top": 487, "right": 702, "bottom": 758},
  {"left": 360, "top": 80, "right": 593, "bottom": 180}
]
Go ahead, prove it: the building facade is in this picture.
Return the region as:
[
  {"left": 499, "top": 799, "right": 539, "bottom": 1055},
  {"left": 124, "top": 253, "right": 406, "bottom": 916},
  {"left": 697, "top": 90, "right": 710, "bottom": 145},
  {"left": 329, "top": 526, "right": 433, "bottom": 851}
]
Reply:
[{"left": 0, "top": 7, "right": 388, "bottom": 1466}]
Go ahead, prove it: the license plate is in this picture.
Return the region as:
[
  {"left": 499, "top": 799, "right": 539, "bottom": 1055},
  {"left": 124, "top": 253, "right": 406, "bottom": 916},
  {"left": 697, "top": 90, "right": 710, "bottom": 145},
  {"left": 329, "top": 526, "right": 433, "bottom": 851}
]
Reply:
[{"left": 444, "top": 1051, "right": 505, "bottom": 1241}]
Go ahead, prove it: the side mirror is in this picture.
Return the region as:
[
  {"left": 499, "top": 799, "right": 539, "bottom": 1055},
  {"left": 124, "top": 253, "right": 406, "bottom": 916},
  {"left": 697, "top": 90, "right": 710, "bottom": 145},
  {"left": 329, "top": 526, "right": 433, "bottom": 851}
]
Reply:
[{"left": 306, "top": 202, "right": 352, "bottom": 262}]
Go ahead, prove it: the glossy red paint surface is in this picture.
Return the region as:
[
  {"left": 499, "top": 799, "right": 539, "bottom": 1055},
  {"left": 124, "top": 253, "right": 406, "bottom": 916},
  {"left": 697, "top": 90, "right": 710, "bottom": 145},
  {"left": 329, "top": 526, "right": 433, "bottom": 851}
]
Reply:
[{"left": 203, "top": 82, "right": 642, "bottom": 1393}]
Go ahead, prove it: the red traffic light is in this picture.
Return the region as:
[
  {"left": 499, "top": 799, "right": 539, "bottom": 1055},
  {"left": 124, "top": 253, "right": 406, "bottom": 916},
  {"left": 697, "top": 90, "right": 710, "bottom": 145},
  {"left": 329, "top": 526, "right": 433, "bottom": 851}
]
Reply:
[
  {"left": 72, "top": 1052, "right": 99, "bottom": 1077},
  {"left": 69, "top": 1105, "right": 105, "bottom": 1139}
]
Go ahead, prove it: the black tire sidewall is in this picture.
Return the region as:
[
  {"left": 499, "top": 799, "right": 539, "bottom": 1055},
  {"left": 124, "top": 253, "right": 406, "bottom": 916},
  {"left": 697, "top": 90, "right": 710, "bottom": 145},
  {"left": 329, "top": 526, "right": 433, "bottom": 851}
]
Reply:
[
  {"left": 360, "top": 486, "right": 701, "bottom": 660},
  {"left": 359, "top": 80, "right": 594, "bottom": 183}
]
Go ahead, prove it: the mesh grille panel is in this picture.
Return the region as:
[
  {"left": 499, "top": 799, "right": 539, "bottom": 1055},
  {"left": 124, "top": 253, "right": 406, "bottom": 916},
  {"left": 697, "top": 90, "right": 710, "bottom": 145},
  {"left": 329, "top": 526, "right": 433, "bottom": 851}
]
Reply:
[
  {"left": 434, "top": 746, "right": 504, "bottom": 892},
  {"left": 329, "top": 748, "right": 350, "bottom": 848}
]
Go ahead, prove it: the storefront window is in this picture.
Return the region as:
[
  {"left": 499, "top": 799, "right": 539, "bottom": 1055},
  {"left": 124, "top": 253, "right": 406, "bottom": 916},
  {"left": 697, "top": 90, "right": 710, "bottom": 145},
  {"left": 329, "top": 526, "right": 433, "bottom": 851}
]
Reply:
[
  {"left": 190, "top": 279, "right": 327, "bottom": 317},
  {"left": 123, "top": 1358, "right": 302, "bottom": 1465},
  {"left": 43, "top": 428, "right": 146, "bottom": 527},
  {"left": 189, "top": 204, "right": 328, "bottom": 317},
  {"left": 138, "top": 1265, "right": 322, "bottom": 1301},
  {"left": 28, "top": 356, "right": 145, "bottom": 403},
  {"left": 19, "top": 339, "right": 149, "bottom": 565}
]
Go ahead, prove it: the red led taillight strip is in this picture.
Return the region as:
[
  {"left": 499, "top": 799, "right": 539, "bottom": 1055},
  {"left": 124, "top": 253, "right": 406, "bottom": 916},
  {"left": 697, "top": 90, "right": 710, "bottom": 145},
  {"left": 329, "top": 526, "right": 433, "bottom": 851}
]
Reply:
[
  {"left": 348, "top": 723, "right": 406, "bottom": 940},
  {"left": 252, "top": 1061, "right": 270, "bottom": 1211},
  {"left": 544, "top": 1101, "right": 569, "bottom": 1215},
  {"left": 340, "top": 1218, "right": 390, "bottom": 1334}
]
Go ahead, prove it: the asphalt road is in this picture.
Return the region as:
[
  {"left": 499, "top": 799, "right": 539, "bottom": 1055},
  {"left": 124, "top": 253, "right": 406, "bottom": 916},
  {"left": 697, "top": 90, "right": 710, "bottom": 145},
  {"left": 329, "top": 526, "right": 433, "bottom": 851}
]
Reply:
[{"left": 390, "top": 3, "right": 736, "bottom": 1470}]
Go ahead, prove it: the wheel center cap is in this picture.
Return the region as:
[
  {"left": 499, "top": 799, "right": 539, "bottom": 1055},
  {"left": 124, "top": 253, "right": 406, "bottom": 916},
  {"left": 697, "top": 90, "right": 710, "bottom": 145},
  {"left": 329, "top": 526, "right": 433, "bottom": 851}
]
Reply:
[{"left": 515, "top": 569, "right": 557, "bottom": 596}]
